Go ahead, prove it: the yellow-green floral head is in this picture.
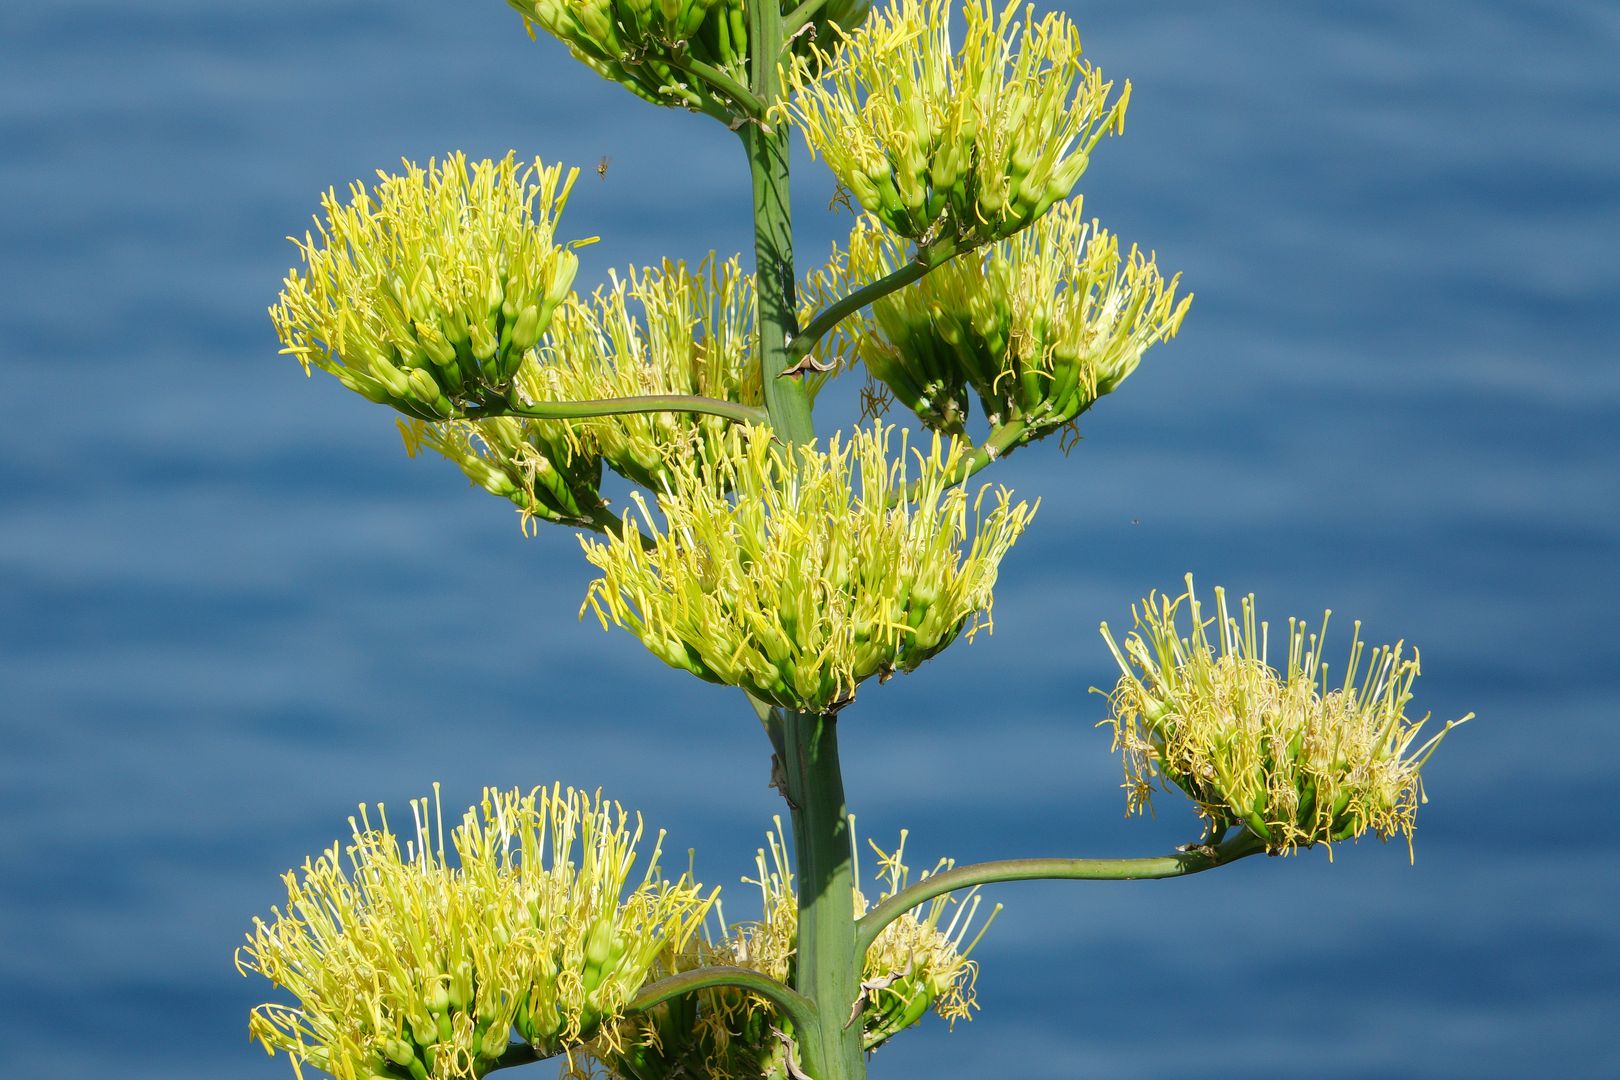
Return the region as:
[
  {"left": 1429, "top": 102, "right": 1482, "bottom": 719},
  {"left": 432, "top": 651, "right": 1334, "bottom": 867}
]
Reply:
[
  {"left": 238, "top": 784, "right": 715, "bottom": 1079},
  {"left": 580, "top": 422, "right": 1036, "bottom": 713},
  {"left": 787, "top": 0, "right": 1128, "bottom": 246},
  {"left": 271, "top": 152, "right": 584, "bottom": 421},
  {"left": 541, "top": 254, "right": 765, "bottom": 492},
  {"left": 809, "top": 201, "right": 1190, "bottom": 440},
  {"left": 1098, "top": 576, "right": 1471, "bottom": 858}
]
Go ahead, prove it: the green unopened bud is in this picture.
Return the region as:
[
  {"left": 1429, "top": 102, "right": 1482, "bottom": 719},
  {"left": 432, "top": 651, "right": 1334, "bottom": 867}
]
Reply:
[{"left": 510, "top": 304, "right": 543, "bottom": 353}]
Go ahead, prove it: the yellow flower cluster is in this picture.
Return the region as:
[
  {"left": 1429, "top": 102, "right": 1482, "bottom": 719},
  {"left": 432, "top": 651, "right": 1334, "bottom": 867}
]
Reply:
[
  {"left": 238, "top": 785, "right": 715, "bottom": 1080},
  {"left": 811, "top": 200, "right": 1191, "bottom": 439},
  {"left": 395, "top": 255, "right": 775, "bottom": 528},
  {"left": 543, "top": 256, "right": 764, "bottom": 491},
  {"left": 1098, "top": 577, "right": 1472, "bottom": 857},
  {"left": 786, "top": 0, "right": 1128, "bottom": 246},
  {"left": 600, "top": 821, "right": 993, "bottom": 1079},
  {"left": 580, "top": 423, "right": 1036, "bottom": 713},
  {"left": 272, "top": 153, "right": 583, "bottom": 420}
]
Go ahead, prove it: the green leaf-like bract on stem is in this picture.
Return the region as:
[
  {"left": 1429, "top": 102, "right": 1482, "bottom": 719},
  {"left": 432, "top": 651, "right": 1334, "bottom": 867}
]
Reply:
[
  {"left": 809, "top": 198, "right": 1191, "bottom": 440},
  {"left": 271, "top": 152, "right": 583, "bottom": 421},
  {"left": 1098, "top": 576, "right": 1473, "bottom": 858},
  {"left": 237, "top": 785, "right": 715, "bottom": 1080},
  {"left": 580, "top": 423, "right": 1036, "bottom": 713},
  {"left": 787, "top": 0, "right": 1128, "bottom": 246}
]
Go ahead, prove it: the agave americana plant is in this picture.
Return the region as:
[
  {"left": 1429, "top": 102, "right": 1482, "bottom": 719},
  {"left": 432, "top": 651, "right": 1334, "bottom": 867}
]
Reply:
[{"left": 243, "top": 2, "right": 1471, "bottom": 1078}]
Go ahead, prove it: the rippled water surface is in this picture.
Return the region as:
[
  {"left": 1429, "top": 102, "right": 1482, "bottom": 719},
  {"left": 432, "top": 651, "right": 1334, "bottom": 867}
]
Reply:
[{"left": 3, "top": 1, "right": 1617, "bottom": 1077}]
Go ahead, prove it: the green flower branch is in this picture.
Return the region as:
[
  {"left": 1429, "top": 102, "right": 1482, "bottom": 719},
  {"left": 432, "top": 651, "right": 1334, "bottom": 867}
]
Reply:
[
  {"left": 856, "top": 832, "right": 1267, "bottom": 955},
  {"left": 463, "top": 393, "right": 769, "bottom": 428},
  {"left": 787, "top": 237, "right": 966, "bottom": 371},
  {"left": 627, "top": 965, "right": 820, "bottom": 1037}
]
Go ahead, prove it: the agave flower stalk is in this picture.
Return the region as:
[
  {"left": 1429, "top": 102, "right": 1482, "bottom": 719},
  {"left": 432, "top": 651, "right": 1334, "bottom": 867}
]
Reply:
[
  {"left": 253, "top": 4, "right": 1473, "bottom": 1079},
  {"left": 1099, "top": 576, "right": 1473, "bottom": 856}
]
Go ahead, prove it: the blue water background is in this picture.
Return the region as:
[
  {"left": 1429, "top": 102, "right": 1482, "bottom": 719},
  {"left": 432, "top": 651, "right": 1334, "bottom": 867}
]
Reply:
[{"left": 2, "top": 1, "right": 1617, "bottom": 1076}]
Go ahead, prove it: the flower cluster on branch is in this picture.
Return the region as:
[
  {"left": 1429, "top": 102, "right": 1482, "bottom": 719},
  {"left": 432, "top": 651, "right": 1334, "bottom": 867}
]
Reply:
[
  {"left": 810, "top": 198, "right": 1190, "bottom": 441},
  {"left": 1099, "top": 577, "right": 1472, "bottom": 857},
  {"left": 581, "top": 423, "right": 1035, "bottom": 713},
  {"left": 787, "top": 0, "right": 1128, "bottom": 247},
  {"left": 599, "top": 821, "right": 992, "bottom": 1079},
  {"left": 271, "top": 153, "right": 583, "bottom": 421},
  {"left": 238, "top": 786, "right": 715, "bottom": 1080},
  {"left": 544, "top": 256, "right": 764, "bottom": 491}
]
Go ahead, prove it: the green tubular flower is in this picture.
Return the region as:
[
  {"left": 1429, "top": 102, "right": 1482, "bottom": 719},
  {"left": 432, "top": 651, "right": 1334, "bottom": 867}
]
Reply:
[
  {"left": 786, "top": 0, "right": 1129, "bottom": 246},
  {"left": 579, "top": 423, "right": 1036, "bottom": 713},
  {"left": 542, "top": 255, "right": 765, "bottom": 491},
  {"left": 238, "top": 785, "right": 716, "bottom": 1080},
  {"left": 271, "top": 152, "right": 584, "bottom": 421},
  {"left": 809, "top": 202, "right": 1191, "bottom": 439},
  {"left": 596, "top": 820, "right": 992, "bottom": 1079},
  {"left": 1098, "top": 576, "right": 1473, "bottom": 858}
]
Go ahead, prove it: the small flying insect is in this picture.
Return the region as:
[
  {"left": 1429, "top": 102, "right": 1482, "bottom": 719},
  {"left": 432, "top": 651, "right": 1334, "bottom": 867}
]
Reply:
[{"left": 596, "top": 155, "right": 611, "bottom": 181}]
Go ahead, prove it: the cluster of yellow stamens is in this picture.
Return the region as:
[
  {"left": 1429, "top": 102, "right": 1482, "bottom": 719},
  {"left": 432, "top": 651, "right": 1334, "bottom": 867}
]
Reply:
[
  {"left": 271, "top": 153, "right": 584, "bottom": 420},
  {"left": 810, "top": 199, "right": 1191, "bottom": 438},
  {"left": 580, "top": 423, "right": 1035, "bottom": 713},
  {"left": 238, "top": 785, "right": 715, "bottom": 1080},
  {"left": 786, "top": 0, "right": 1128, "bottom": 246},
  {"left": 1099, "top": 577, "right": 1472, "bottom": 857}
]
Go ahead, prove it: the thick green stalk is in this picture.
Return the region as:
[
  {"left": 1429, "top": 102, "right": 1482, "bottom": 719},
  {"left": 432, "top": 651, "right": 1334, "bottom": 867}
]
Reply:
[
  {"left": 743, "top": 0, "right": 815, "bottom": 446},
  {"left": 779, "top": 711, "right": 865, "bottom": 1080},
  {"left": 742, "top": 14, "right": 849, "bottom": 1080}
]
